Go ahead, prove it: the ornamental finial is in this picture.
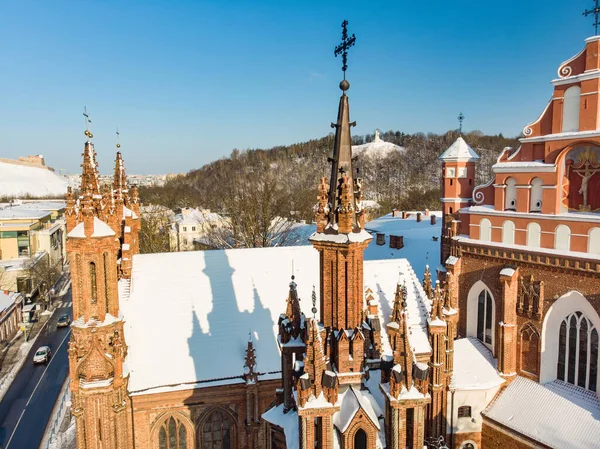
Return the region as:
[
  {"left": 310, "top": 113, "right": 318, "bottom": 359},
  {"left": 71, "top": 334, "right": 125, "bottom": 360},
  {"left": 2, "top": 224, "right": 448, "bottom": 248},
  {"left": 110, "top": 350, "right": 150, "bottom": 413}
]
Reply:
[
  {"left": 83, "top": 106, "right": 93, "bottom": 139},
  {"left": 334, "top": 20, "right": 356, "bottom": 82}
]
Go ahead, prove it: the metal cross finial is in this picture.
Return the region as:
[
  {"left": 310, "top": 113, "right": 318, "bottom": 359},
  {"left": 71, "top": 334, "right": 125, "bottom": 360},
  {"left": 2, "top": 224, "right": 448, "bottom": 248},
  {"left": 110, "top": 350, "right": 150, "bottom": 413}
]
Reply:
[
  {"left": 584, "top": 0, "right": 600, "bottom": 35},
  {"left": 334, "top": 20, "right": 356, "bottom": 79},
  {"left": 116, "top": 127, "right": 121, "bottom": 149},
  {"left": 83, "top": 106, "right": 93, "bottom": 139},
  {"left": 458, "top": 112, "right": 465, "bottom": 135}
]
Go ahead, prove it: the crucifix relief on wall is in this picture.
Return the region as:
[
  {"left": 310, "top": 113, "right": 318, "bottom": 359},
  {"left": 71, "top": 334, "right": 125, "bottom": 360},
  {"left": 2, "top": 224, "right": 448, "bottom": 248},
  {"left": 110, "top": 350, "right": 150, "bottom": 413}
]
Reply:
[{"left": 566, "top": 146, "right": 600, "bottom": 211}]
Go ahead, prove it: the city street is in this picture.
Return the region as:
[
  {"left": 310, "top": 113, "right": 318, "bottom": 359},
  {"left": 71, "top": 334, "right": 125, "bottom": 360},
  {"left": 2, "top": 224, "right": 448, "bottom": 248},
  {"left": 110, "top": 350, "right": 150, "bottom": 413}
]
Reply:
[{"left": 0, "top": 288, "right": 72, "bottom": 449}]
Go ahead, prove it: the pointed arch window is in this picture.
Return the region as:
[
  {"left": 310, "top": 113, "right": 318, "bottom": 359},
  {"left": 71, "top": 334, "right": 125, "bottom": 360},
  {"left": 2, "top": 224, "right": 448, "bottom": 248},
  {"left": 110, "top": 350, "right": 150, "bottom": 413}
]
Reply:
[
  {"left": 354, "top": 429, "right": 367, "bottom": 449},
  {"left": 158, "top": 416, "right": 187, "bottom": 449},
  {"left": 89, "top": 262, "right": 97, "bottom": 303},
  {"left": 520, "top": 324, "right": 540, "bottom": 376},
  {"left": 557, "top": 311, "right": 599, "bottom": 392},
  {"left": 202, "top": 410, "right": 232, "bottom": 449},
  {"left": 103, "top": 253, "right": 110, "bottom": 314},
  {"left": 477, "top": 290, "right": 493, "bottom": 346}
]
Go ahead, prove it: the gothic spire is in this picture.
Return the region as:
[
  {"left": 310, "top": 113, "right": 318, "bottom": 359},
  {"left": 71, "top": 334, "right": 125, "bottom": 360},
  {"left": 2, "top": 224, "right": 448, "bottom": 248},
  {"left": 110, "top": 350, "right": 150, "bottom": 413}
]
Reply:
[
  {"left": 80, "top": 141, "right": 101, "bottom": 199},
  {"left": 113, "top": 151, "right": 128, "bottom": 198},
  {"left": 244, "top": 333, "right": 258, "bottom": 384},
  {"left": 285, "top": 275, "right": 303, "bottom": 337}
]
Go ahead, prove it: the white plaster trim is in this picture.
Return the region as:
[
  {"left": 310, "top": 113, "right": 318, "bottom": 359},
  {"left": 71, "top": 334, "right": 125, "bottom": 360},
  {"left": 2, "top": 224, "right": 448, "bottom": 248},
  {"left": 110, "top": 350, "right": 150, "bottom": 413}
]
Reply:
[
  {"left": 553, "top": 69, "right": 600, "bottom": 86},
  {"left": 507, "top": 145, "right": 522, "bottom": 161},
  {"left": 523, "top": 98, "right": 552, "bottom": 137},
  {"left": 473, "top": 177, "right": 495, "bottom": 205},
  {"left": 463, "top": 207, "right": 600, "bottom": 224},
  {"left": 540, "top": 291, "right": 600, "bottom": 397},
  {"left": 441, "top": 198, "right": 472, "bottom": 203},
  {"left": 554, "top": 91, "right": 600, "bottom": 100},
  {"left": 541, "top": 185, "right": 557, "bottom": 189},
  {"left": 557, "top": 44, "right": 587, "bottom": 78},
  {"left": 493, "top": 184, "right": 506, "bottom": 189},
  {"left": 516, "top": 185, "right": 532, "bottom": 189},
  {"left": 520, "top": 129, "right": 600, "bottom": 143},
  {"left": 492, "top": 164, "right": 556, "bottom": 173}
]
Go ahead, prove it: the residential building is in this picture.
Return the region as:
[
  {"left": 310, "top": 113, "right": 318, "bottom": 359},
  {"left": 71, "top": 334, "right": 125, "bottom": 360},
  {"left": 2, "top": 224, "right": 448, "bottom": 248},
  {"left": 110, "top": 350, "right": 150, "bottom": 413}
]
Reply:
[
  {"left": 0, "top": 291, "right": 23, "bottom": 343},
  {"left": 0, "top": 201, "right": 66, "bottom": 297},
  {"left": 169, "top": 207, "right": 226, "bottom": 251}
]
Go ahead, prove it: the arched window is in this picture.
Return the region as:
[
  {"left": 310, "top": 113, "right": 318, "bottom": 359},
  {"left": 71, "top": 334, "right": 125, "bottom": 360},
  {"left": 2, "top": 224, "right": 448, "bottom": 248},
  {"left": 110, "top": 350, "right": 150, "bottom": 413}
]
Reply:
[
  {"left": 555, "top": 225, "right": 571, "bottom": 251},
  {"left": 505, "top": 178, "right": 517, "bottom": 211},
  {"left": 202, "top": 410, "right": 232, "bottom": 449},
  {"left": 589, "top": 228, "right": 600, "bottom": 255},
  {"left": 562, "top": 85, "right": 581, "bottom": 132},
  {"left": 479, "top": 218, "right": 492, "bottom": 242},
  {"left": 520, "top": 324, "right": 540, "bottom": 376},
  {"left": 103, "top": 253, "right": 109, "bottom": 314},
  {"left": 354, "top": 429, "right": 367, "bottom": 449},
  {"left": 557, "top": 311, "right": 598, "bottom": 392},
  {"left": 530, "top": 178, "right": 543, "bottom": 212},
  {"left": 158, "top": 417, "right": 187, "bottom": 449},
  {"left": 457, "top": 405, "right": 472, "bottom": 418},
  {"left": 502, "top": 221, "right": 515, "bottom": 245},
  {"left": 89, "top": 262, "right": 97, "bottom": 303},
  {"left": 478, "top": 290, "right": 493, "bottom": 346},
  {"left": 527, "top": 222, "right": 541, "bottom": 248}
]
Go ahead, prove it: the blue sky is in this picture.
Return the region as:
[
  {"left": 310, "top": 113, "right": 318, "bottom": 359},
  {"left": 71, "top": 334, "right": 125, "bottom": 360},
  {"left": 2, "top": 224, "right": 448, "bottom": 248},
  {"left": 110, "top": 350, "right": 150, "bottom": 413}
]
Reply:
[{"left": 0, "top": 1, "right": 595, "bottom": 174}]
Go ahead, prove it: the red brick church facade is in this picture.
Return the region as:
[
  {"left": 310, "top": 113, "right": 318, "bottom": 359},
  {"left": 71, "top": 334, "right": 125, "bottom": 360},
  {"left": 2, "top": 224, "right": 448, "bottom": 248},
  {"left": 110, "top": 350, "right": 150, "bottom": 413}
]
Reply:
[{"left": 65, "top": 33, "right": 600, "bottom": 449}]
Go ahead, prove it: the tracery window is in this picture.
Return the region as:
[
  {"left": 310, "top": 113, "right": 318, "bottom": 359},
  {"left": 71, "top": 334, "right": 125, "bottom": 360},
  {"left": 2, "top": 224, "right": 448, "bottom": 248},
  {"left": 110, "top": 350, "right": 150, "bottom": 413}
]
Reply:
[
  {"left": 202, "top": 410, "right": 232, "bottom": 449},
  {"left": 158, "top": 417, "right": 187, "bottom": 449},
  {"left": 103, "top": 253, "right": 109, "bottom": 313},
  {"left": 90, "top": 262, "right": 97, "bottom": 303},
  {"left": 557, "top": 311, "right": 599, "bottom": 392},
  {"left": 477, "top": 290, "right": 493, "bottom": 346}
]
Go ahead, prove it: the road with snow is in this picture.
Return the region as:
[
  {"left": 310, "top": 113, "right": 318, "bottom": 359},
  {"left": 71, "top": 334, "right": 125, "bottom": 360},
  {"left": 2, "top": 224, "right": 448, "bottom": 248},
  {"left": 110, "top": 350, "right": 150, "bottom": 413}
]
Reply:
[{"left": 0, "top": 289, "right": 72, "bottom": 449}]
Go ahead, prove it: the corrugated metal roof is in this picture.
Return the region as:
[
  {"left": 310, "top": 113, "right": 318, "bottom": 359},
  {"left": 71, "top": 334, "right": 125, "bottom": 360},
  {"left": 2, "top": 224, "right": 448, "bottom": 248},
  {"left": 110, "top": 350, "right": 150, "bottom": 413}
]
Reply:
[{"left": 483, "top": 376, "right": 600, "bottom": 449}]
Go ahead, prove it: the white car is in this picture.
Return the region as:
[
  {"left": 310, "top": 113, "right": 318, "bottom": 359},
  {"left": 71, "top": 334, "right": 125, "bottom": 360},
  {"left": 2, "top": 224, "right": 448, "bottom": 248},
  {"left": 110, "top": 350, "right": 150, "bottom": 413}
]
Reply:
[{"left": 33, "top": 346, "right": 51, "bottom": 364}]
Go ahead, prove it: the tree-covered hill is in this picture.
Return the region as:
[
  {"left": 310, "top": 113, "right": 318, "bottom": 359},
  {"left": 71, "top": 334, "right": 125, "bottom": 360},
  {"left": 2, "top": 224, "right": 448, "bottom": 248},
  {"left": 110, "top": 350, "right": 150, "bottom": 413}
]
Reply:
[{"left": 140, "top": 129, "right": 519, "bottom": 227}]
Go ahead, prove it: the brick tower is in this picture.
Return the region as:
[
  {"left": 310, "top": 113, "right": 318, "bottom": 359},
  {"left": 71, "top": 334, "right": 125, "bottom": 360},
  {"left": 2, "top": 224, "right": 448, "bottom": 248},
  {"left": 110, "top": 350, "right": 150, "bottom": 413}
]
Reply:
[
  {"left": 439, "top": 137, "right": 479, "bottom": 263},
  {"left": 66, "top": 128, "right": 138, "bottom": 449}
]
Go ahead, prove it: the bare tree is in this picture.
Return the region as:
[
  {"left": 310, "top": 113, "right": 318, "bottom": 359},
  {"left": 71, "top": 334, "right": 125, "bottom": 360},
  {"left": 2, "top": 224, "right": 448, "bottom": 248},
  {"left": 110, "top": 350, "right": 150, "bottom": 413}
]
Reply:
[
  {"left": 139, "top": 205, "right": 172, "bottom": 254},
  {"left": 29, "top": 253, "right": 61, "bottom": 309}
]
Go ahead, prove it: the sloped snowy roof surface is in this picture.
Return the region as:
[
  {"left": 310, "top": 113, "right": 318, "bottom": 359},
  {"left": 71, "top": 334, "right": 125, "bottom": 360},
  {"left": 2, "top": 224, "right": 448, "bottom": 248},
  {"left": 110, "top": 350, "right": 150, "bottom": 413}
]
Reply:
[
  {"left": 438, "top": 137, "right": 480, "bottom": 162},
  {"left": 0, "top": 161, "right": 67, "bottom": 198},
  {"left": 121, "top": 245, "right": 433, "bottom": 394},
  {"left": 450, "top": 338, "right": 504, "bottom": 390},
  {"left": 67, "top": 217, "right": 116, "bottom": 239},
  {"left": 483, "top": 376, "right": 600, "bottom": 449}
]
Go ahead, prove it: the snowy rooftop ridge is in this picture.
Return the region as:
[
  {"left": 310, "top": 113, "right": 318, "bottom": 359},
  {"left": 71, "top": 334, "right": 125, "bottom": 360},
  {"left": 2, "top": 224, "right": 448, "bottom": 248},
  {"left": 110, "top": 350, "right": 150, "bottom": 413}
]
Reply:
[
  {"left": 67, "top": 217, "right": 116, "bottom": 239},
  {"left": 439, "top": 136, "right": 480, "bottom": 162},
  {"left": 483, "top": 376, "right": 600, "bottom": 449}
]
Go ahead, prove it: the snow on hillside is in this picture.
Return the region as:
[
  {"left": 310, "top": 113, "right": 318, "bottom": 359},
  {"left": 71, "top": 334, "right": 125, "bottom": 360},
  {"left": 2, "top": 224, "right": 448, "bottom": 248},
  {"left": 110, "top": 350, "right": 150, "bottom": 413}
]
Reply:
[
  {"left": 352, "top": 130, "right": 404, "bottom": 157},
  {"left": 0, "top": 161, "right": 68, "bottom": 198}
]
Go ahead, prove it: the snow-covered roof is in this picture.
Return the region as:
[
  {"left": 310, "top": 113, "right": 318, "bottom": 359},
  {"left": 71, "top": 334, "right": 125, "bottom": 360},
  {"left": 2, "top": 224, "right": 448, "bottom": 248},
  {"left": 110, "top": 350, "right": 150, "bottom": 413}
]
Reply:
[
  {"left": 333, "top": 387, "right": 380, "bottom": 432},
  {"left": 0, "top": 208, "right": 52, "bottom": 220},
  {"left": 0, "top": 160, "right": 67, "bottom": 198},
  {"left": 450, "top": 338, "right": 504, "bottom": 390},
  {"left": 1, "top": 201, "right": 66, "bottom": 212},
  {"left": 483, "top": 376, "right": 600, "bottom": 449},
  {"left": 123, "top": 206, "right": 138, "bottom": 220},
  {"left": 174, "top": 208, "right": 222, "bottom": 225},
  {"left": 439, "top": 137, "right": 480, "bottom": 162},
  {"left": 0, "top": 291, "right": 21, "bottom": 313},
  {"left": 352, "top": 131, "right": 404, "bottom": 157},
  {"left": 121, "top": 246, "right": 432, "bottom": 395},
  {"left": 262, "top": 405, "right": 300, "bottom": 449},
  {"left": 67, "top": 217, "right": 116, "bottom": 239}
]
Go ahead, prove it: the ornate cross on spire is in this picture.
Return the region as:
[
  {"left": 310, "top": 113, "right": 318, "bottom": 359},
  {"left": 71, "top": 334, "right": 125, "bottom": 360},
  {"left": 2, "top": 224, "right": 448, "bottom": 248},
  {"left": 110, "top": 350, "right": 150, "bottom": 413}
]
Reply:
[
  {"left": 83, "top": 106, "right": 93, "bottom": 139},
  {"left": 334, "top": 20, "right": 356, "bottom": 80},
  {"left": 116, "top": 127, "right": 121, "bottom": 149},
  {"left": 458, "top": 112, "right": 465, "bottom": 135},
  {"left": 584, "top": 0, "right": 600, "bottom": 35}
]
